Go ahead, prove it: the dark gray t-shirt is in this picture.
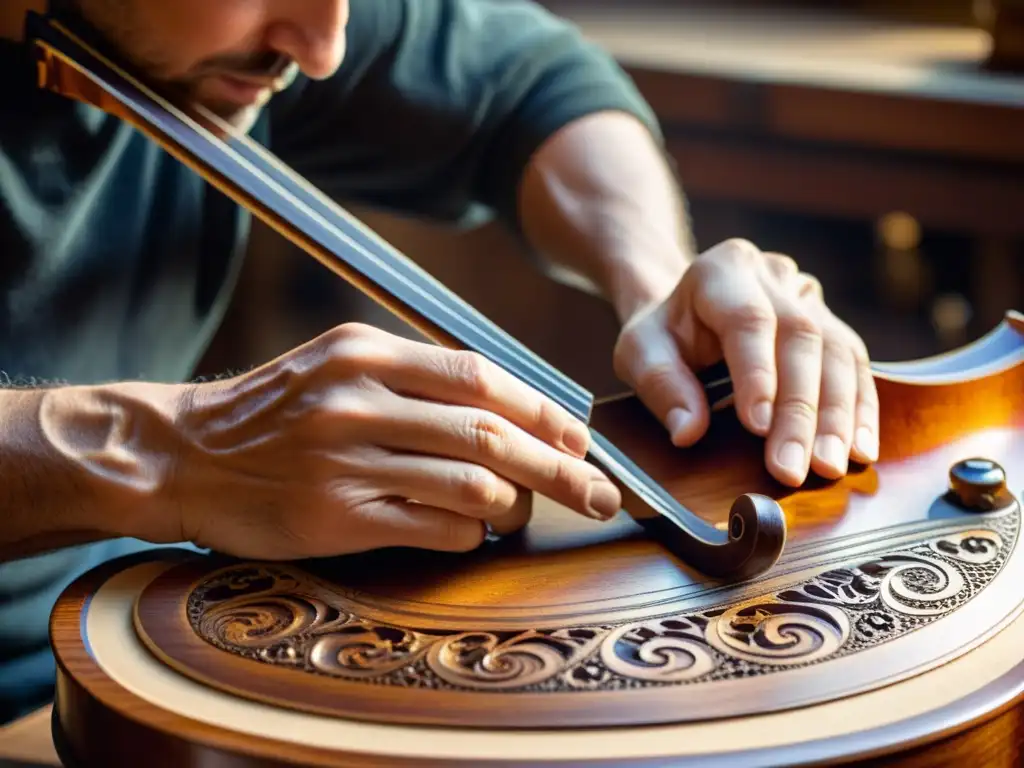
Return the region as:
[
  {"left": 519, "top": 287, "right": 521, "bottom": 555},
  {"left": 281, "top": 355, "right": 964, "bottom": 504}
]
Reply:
[{"left": 0, "top": 0, "right": 659, "bottom": 721}]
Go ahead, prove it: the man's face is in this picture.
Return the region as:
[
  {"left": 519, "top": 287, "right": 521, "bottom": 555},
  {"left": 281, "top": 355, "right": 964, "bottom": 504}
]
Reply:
[{"left": 74, "top": 0, "right": 349, "bottom": 131}]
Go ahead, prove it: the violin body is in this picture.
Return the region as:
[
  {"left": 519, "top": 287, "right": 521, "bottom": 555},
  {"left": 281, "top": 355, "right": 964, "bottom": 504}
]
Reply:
[
  {"left": 48, "top": 313, "right": 1024, "bottom": 766},
  {"left": 21, "top": 5, "right": 1024, "bottom": 766}
]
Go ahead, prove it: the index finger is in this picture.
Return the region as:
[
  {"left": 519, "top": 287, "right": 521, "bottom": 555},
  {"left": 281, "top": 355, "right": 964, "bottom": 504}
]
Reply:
[
  {"left": 375, "top": 341, "right": 591, "bottom": 459},
  {"left": 693, "top": 271, "right": 779, "bottom": 438},
  {"left": 376, "top": 398, "right": 621, "bottom": 521}
]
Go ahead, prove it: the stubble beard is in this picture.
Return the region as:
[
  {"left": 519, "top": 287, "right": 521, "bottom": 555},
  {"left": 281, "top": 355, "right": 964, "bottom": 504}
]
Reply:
[{"left": 71, "top": 0, "right": 284, "bottom": 132}]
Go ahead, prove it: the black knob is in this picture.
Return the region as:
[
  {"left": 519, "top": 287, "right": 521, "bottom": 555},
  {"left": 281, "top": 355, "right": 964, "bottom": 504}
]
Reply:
[{"left": 949, "top": 458, "right": 1011, "bottom": 512}]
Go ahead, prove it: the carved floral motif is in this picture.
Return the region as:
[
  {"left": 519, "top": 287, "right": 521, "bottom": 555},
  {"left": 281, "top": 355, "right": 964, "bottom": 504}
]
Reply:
[{"left": 186, "top": 511, "right": 1017, "bottom": 693}]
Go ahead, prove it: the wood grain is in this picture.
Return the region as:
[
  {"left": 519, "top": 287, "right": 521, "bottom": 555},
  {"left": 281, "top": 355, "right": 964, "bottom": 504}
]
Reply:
[
  {"left": 45, "top": 315, "right": 1024, "bottom": 764},
  {"left": 28, "top": 5, "right": 1024, "bottom": 765}
]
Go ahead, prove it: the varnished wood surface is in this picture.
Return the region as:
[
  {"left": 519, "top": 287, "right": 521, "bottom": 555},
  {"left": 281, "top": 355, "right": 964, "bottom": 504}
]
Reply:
[
  {"left": 44, "top": 554, "right": 1024, "bottom": 767},
  {"left": 43, "top": 314, "right": 1024, "bottom": 765},
  {"left": 3, "top": 692, "right": 1019, "bottom": 768},
  {"left": 23, "top": 3, "right": 1024, "bottom": 765},
  {"left": 118, "top": 317, "right": 1024, "bottom": 731}
]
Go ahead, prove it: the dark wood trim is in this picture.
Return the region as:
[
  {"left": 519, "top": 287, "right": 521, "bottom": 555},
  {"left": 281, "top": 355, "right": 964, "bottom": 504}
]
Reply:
[
  {"left": 660, "top": 129, "right": 1024, "bottom": 236},
  {"left": 626, "top": 66, "right": 1024, "bottom": 165}
]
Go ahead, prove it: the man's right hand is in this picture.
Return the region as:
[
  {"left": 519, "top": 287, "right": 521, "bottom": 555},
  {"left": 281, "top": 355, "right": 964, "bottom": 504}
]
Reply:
[{"left": 146, "top": 323, "right": 620, "bottom": 560}]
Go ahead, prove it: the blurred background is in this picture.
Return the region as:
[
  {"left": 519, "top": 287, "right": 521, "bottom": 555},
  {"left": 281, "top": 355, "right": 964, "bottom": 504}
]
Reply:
[{"left": 197, "top": 0, "right": 1024, "bottom": 399}]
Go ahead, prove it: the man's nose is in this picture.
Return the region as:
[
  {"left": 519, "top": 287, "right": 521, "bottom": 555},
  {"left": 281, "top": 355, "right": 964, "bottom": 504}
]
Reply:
[{"left": 265, "top": 0, "right": 348, "bottom": 80}]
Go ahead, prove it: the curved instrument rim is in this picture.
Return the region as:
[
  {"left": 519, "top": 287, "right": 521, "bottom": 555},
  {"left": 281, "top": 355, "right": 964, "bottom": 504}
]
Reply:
[
  {"left": 49, "top": 549, "right": 1024, "bottom": 767},
  {"left": 594, "top": 310, "right": 1024, "bottom": 408},
  {"left": 870, "top": 311, "right": 1024, "bottom": 384}
]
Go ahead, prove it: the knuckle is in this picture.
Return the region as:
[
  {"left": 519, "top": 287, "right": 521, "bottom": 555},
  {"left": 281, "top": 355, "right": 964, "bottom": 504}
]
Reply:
[
  {"left": 817, "top": 403, "right": 854, "bottom": 434},
  {"left": 769, "top": 253, "right": 799, "bottom": 274},
  {"left": 444, "top": 518, "right": 486, "bottom": 552},
  {"left": 550, "top": 458, "right": 591, "bottom": 507},
  {"left": 635, "top": 362, "right": 678, "bottom": 394},
  {"left": 777, "top": 396, "right": 819, "bottom": 427},
  {"left": 777, "top": 307, "right": 822, "bottom": 341},
  {"left": 828, "top": 318, "right": 871, "bottom": 365},
  {"left": 450, "top": 350, "right": 494, "bottom": 399},
  {"left": 722, "top": 237, "right": 759, "bottom": 257},
  {"left": 326, "top": 392, "right": 377, "bottom": 424},
  {"left": 723, "top": 302, "right": 776, "bottom": 333},
  {"left": 822, "top": 334, "right": 853, "bottom": 365},
  {"left": 464, "top": 413, "right": 511, "bottom": 460},
  {"left": 533, "top": 396, "right": 561, "bottom": 433},
  {"left": 800, "top": 273, "right": 824, "bottom": 298},
  {"left": 737, "top": 366, "right": 776, "bottom": 397},
  {"left": 455, "top": 467, "right": 499, "bottom": 510},
  {"left": 326, "top": 324, "right": 391, "bottom": 369},
  {"left": 324, "top": 322, "right": 375, "bottom": 347}
]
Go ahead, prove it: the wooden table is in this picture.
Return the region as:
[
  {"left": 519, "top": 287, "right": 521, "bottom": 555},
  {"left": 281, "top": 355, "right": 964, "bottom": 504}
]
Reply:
[{"left": 0, "top": 707, "right": 59, "bottom": 767}]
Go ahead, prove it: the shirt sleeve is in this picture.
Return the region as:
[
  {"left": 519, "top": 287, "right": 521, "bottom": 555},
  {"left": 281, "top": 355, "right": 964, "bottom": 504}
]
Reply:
[{"left": 267, "top": 0, "right": 663, "bottom": 229}]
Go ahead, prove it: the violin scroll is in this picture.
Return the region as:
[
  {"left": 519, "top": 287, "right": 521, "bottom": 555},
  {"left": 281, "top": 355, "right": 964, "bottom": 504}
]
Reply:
[
  {"left": 635, "top": 492, "right": 787, "bottom": 582},
  {"left": 587, "top": 428, "right": 786, "bottom": 581}
]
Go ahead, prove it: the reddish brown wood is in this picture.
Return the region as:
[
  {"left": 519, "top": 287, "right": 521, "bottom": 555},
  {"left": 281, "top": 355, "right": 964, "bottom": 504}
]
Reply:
[
  {"left": 47, "top": 314, "right": 1024, "bottom": 765},
  {"left": 29, "top": 5, "right": 1024, "bottom": 764}
]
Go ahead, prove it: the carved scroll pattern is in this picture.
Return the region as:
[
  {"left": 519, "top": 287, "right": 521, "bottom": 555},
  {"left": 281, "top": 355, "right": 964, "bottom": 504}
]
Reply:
[{"left": 186, "top": 511, "right": 1017, "bottom": 693}]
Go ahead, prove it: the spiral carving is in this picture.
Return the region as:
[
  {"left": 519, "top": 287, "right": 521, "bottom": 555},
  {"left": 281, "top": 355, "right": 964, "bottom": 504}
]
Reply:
[
  {"left": 877, "top": 555, "right": 965, "bottom": 616},
  {"left": 428, "top": 629, "right": 602, "bottom": 689},
  {"left": 310, "top": 627, "right": 434, "bottom": 678},
  {"left": 185, "top": 509, "right": 1017, "bottom": 693},
  {"left": 601, "top": 620, "right": 716, "bottom": 682},
  {"left": 706, "top": 600, "right": 849, "bottom": 666},
  {"left": 198, "top": 595, "right": 324, "bottom": 648}
]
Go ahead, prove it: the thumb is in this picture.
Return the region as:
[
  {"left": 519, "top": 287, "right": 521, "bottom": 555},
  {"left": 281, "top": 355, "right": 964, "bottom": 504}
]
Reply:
[{"left": 614, "top": 306, "right": 710, "bottom": 447}]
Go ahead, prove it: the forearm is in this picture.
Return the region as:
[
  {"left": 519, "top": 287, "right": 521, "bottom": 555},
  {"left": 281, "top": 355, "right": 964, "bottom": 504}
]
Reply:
[
  {"left": 518, "top": 110, "right": 695, "bottom": 323},
  {"left": 0, "top": 382, "right": 183, "bottom": 561}
]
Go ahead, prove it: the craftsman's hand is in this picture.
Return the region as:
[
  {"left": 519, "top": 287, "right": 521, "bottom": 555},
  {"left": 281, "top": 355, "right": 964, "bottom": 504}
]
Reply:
[
  {"left": 613, "top": 238, "right": 879, "bottom": 486},
  {"left": 167, "top": 324, "right": 620, "bottom": 560}
]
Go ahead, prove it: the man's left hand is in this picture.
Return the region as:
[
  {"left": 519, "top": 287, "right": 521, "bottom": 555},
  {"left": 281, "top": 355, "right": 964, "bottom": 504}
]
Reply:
[{"left": 612, "top": 238, "right": 879, "bottom": 487}]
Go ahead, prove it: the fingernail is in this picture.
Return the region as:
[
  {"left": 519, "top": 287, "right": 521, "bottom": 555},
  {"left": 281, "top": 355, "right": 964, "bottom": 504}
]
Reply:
[
  {"left": 587, "top": 479, "right": 621, "bottom": 519},
  {"left": 778, "top": 440, "right": 806, "bottom": 477},
  {"left": 814, "top": 434, "right": 847, "bottom": 473},
  {"left": 666, "top": 407, "right": 692, "bottom": 442},
  {"left": 855, "top": 426, "right": 879, "bottom": 462},
  {"left": 750, "top": 401, "right": 772, "bottom": 433},
  {"left": 561, "top": 421, "right": 590, "bottom": 457}
]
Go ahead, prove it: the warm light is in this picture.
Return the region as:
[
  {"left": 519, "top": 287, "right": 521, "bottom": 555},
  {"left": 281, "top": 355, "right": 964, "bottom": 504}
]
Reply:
[{"left": 877, "top": 211, "right": 921, "bottom": 251}]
